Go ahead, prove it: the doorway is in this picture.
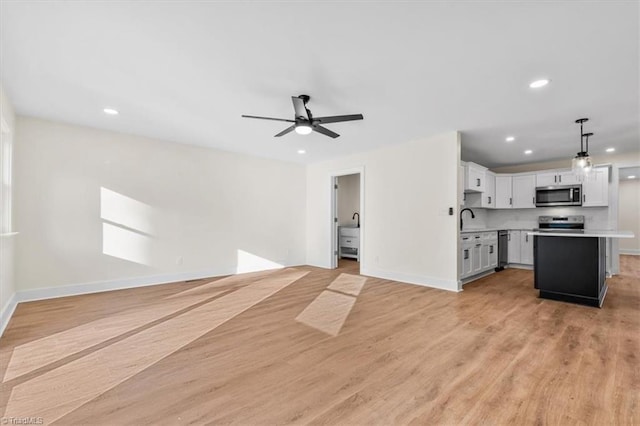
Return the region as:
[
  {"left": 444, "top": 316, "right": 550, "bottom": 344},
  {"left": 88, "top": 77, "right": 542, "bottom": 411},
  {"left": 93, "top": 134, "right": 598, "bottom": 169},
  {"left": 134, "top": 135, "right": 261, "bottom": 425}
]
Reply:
[
  {"left": 618, "top": 166, "right": 640, "bottom": 256},
  {"left": 330, "top": 169, "right": 364, "bottom": 271}
]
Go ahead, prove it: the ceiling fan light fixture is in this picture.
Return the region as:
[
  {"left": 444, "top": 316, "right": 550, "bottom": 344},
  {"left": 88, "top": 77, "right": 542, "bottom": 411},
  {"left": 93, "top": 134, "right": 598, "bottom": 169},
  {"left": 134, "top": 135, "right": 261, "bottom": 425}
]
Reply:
[{"left": 295, "top": 124, "right": 312, "bottom": 135}]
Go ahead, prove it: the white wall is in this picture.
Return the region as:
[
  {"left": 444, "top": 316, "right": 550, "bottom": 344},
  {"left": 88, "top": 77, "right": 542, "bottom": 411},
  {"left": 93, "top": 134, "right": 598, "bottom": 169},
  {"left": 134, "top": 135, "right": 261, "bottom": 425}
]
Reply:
[
  {"left": 486, "top": 206, "right": 610, "bottom": 230},
  {"left": 619, "top": 178, "right": 640, "bottom": 254},
  {"left": 337, "top": 173, "right": 360, "bottom": 226},
  {"left": 14, "top": 117, "right": 306, "bottom": 293},
  {"left": 0, "top": 84, "right": 17, "bottom": 330},
  {"left": 307, "top": 131, "right": 460, "bottom": 291}
]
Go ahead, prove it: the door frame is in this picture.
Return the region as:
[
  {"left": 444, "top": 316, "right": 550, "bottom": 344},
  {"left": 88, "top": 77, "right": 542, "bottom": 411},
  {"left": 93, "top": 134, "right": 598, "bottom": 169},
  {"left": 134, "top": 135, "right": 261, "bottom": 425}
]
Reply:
[{"left": 330, "top": 167, "right": 365, "bottom": 269}]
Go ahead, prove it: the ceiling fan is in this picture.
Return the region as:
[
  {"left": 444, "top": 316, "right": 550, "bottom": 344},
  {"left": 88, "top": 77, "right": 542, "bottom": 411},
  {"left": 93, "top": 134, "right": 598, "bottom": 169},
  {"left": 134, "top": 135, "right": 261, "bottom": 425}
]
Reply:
[{"left": 242, "top": 95, "right": 363, "bottom": 138}]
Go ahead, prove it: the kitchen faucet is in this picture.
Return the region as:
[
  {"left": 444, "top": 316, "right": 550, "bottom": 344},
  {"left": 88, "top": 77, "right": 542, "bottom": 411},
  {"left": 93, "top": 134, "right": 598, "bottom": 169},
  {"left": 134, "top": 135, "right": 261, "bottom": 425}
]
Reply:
[
  {"left": 460, "top": 208, "right": 475, "bottom": 231},
  {"left": 352, "top": 212, "right": 360, "bottom": 228}
]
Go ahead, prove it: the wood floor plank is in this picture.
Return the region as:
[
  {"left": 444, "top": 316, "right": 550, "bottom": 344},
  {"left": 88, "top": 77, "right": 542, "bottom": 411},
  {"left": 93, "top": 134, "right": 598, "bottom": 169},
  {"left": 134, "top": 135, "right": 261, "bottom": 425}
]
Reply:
[{"left": 0, "top": 257, "right": 638, "bottom": 425}]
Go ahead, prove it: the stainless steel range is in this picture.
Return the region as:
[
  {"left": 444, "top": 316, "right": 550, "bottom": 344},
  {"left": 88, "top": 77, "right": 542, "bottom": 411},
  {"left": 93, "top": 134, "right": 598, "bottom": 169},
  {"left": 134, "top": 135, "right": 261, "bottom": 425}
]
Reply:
[{"left": 537, "top": 215, "right": 585, "bottom": 233}]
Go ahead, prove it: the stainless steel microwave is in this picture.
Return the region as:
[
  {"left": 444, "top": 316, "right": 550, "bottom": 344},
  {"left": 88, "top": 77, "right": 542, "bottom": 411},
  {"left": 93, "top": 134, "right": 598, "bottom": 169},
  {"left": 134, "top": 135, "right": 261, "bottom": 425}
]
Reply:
[{"left": 535, "top": 185, "right": 582, "bottom": 207}]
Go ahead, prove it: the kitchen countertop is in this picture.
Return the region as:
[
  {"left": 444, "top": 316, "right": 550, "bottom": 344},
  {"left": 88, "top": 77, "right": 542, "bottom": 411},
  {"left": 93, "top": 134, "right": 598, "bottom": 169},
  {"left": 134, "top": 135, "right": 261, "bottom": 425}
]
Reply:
[
  {"left": 460, "top": 228, "right": 533, "bottom": 234},
  {"left": 527, "top": 230, "right": 635, "bottom": 238}
]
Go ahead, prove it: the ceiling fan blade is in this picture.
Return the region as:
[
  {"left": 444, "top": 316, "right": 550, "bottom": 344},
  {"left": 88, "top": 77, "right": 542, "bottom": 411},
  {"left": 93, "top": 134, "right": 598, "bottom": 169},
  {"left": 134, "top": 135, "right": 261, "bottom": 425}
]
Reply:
[
  {"left": 291, "top": 96, "right": 310, "bottom": 120},
  {"left": 314, "top": 114, "right": 364, "bottom": 124},
  {"left": 274, "top": 125, "right": 296, "bottom": 137},
  {"left": 313, "top": 125, "right": 340, "bottom": 139},
  {"left": 242, "top": 115, "right": 294, "bottom": 123}
]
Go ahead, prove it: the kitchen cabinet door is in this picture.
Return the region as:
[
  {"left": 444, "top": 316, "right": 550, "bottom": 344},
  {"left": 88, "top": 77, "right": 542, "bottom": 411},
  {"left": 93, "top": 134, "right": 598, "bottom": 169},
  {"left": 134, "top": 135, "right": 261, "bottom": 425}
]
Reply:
[
  {"left": 536, "top": 172, "right": 558, "bottom": 187},
  {"left": 472, "top": 244, "right": 482, "bottom": 274},
  {"left": 508, "top": 230, "right": 521, "bottom": 263},
  {"left": 520, "top": 231, "right": 534, "bottom": 265},
  {"left": 484, "top": 172, "right": 496, "bottom": 208},
  {"left": 461, "top": 246, "right": 473, "bottom": 277},
  {"left": 489, "top": 242, "right": 498, "bottom": 268},
  {"left": 512, "top": 175, "right": 536, "bottom": 208},
  {"left": 465, "top": 164, "right": 486, "bottom": 193},
  {"left": 495, "top": 176, "right": 513, "bottom": 208},
  {"left": 481, "top": 244, "right": 490, "bottom": 269},
  {"left": 557, "top": 171, "right": 580, "bottom": 185},
  {"left": 582, "top": 167, "right": 609, "bottom": 207}
]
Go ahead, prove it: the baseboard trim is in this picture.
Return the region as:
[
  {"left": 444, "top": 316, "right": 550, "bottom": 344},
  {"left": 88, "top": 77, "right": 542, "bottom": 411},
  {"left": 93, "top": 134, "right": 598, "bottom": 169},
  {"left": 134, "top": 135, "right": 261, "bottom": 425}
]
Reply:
[
  {"left": 620, "top": 249, "right": 640, "bottom": 256},
  {"left": 15, "top": 263, "right": 303, "bottom": 305},
  {"left": 507, "top": 264, "right": 534, "bottom": 270},
  {"left": 0, "top": 292, "right": 18, "bottom": 337},
  {"left": 360, "top": 267, "right": 460, "bottom": 292}
]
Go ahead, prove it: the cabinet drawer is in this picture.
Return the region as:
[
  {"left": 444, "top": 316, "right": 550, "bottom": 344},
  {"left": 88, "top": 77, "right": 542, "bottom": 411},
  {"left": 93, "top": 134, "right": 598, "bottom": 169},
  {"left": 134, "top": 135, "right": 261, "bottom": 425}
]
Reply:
[{"left": 340, "top": 236, "right": 359, "bottom": 248}]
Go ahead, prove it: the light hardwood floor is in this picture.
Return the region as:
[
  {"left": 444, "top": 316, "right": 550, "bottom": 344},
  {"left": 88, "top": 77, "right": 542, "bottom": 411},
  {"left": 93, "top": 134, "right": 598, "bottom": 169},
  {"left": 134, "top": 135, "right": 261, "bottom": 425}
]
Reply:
[{"left": 1, "top": 257, "right": 638, "bottom": 425}]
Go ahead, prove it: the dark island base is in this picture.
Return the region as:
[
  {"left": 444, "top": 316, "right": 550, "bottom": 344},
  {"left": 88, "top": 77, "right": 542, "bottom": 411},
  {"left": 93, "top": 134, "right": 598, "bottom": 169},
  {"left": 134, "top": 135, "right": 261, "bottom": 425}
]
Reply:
[
  {"left": 534, "top": 235, "right": 607, "bottom": 308},
  {"left": 539, "top": 282, "right": 607, "bottom": 307}
]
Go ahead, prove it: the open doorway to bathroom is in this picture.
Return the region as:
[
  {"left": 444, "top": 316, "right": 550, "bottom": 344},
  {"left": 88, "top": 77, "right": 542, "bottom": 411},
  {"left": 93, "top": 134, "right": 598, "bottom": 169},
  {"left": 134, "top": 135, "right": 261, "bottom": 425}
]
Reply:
[
  {"left": 618, "top": 166, "right": 640, "bottom": 256},
  {"left": 330, "top": 170, "right": 363, "bottom": 272}
]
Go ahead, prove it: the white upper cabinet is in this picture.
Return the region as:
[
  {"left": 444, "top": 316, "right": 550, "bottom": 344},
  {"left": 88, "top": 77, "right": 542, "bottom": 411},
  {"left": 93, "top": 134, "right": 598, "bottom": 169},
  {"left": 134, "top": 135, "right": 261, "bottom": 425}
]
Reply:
[
  {"left": 495, "top": 175, "right": 513, "bottom": 209},
  {"left": 558, "top": 171, "right": 580, "bottom": 185},
  {"left": 582, "top": 167, "right": 609, "bottom": 207},
  {"left": 512, "top": 175, "right": 536, "bottom": 209},
  {"left": 484, "top": 172, "right": 496, "bottom": 208},
  {"left": 536, "top": 170, "right": 580, "bottom": 186},
  {"left": 461, "top": 162, "right": 609, "bottom": 210},
  {"left": 465, "top": 171, "right": 496, "bottom": 208},
  {"left": 536, "top": 171, "right": 557, "bottom": 187},
  {"left": 464, "top": 162, "right": 487, "bottom": 193}
]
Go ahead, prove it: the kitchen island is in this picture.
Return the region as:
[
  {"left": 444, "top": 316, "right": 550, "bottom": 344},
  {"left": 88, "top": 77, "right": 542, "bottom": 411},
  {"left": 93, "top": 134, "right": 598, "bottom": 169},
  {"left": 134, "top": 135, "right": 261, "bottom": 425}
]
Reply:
[{"left": 527, "top": 230, "right": 634, "bottom": 307}]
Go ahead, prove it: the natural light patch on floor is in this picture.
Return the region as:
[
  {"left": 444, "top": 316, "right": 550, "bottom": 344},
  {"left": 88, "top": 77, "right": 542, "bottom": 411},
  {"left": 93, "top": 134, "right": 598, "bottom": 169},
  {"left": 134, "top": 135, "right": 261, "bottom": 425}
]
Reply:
[
  {"left": 327, "top": 273, "right": 367, "bottom": 296},
  {"left": 100, "top": 187, "right": 155, "bottom": 265},
  {"left": 295, "top": 273, "right": 367, "bottom": 336},
  {"left": 3, "top": 268, "right": 308, "bottom": 424},
  {"left": 236, "top": 249, "right": 283, "bottom": 274}
]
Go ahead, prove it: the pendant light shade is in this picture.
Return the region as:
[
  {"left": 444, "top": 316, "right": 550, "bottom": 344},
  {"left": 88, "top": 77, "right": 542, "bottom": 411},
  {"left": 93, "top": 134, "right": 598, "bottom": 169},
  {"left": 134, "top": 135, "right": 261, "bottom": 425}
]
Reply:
[{"left": 572, "top": 119, "right": 593, "bottom": 180}]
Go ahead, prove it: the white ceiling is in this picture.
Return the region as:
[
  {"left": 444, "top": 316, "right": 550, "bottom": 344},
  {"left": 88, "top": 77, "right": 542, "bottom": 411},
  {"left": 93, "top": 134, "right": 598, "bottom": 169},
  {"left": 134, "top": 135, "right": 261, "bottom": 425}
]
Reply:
[{"left": 1, "top": 1, "right": 638, "bottom": 166}]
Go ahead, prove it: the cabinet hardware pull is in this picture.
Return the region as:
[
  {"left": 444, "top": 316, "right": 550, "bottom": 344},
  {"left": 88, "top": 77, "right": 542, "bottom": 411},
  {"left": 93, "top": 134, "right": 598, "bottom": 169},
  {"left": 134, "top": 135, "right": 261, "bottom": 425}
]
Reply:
[
  {"left": 488, "top": 196, "right": 492, "bottom": 204},
  {"left": 526, "top": 235, "right": 529, "bottom": 243},
  {"left": 464, "top": 249, "right": 468, "bottom": 259},
  {"left": 476, "top": 178, "right": 481, "bottom": 187},
  {"left": 490, "top": 246, "right": 494, "bottom": 254},
  {"left": 554, "top": 175, "right": 557, "bottom": 183},
  {"left": 583, "top": 194, "right": 586, "bottom": 202},
  {"left": 476, "top": 244, "right": 482, "bottom": 247},
  {"left": 559, "top": 175, "right": 562, "bottom": 183},
  {"left": 509, "top": 197, "right": 512, "bottom": 205}
]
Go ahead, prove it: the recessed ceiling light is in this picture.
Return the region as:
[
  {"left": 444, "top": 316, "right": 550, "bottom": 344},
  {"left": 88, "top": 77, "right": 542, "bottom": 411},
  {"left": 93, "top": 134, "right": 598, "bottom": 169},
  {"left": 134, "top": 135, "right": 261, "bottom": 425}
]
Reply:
[
  {"left": 297, "top": 149, "right": 306, "bottom": 154},
  {"left": 529, "top": 79, "right": 550, "bottom": 89},
  {"left": 524, "top": 150, "right": 533, "bottom": 155},
  {"left": 606, "top": 147, "right": 615, "bottom": 152},
  {"left": 629, "top": 175, "right": 637, "bottom": 179},
  {"left": 506, "top": 136, "right": 515, "bottom": 142},
  {"left": 103, "top": 108, "right": 119, "bottom": 115}
]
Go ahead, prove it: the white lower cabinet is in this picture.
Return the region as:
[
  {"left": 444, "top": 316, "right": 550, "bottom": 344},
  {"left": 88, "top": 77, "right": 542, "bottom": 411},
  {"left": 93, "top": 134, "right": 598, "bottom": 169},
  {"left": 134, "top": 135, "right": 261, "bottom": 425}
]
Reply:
[
  {"left": 508, "top": 230, "right": 521, "bottom": 263},
  {"left": 507, "top": 230, "right": 533, "bottom": 266},
  {"left": 460, "top": 231, "right": 498, "bottom": 280},
  {"left": 339, "top": 227, "right": 360, "bottom": 261},
  {"left": 520, "top": 231, "right": 534, "bottom": 265}
]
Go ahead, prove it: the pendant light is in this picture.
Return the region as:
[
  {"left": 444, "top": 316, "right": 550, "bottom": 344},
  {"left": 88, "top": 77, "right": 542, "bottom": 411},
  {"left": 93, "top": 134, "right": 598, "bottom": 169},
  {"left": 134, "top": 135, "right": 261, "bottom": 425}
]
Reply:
[{"left": 572, "top": 118, "right": 593, "bottom": 179}]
